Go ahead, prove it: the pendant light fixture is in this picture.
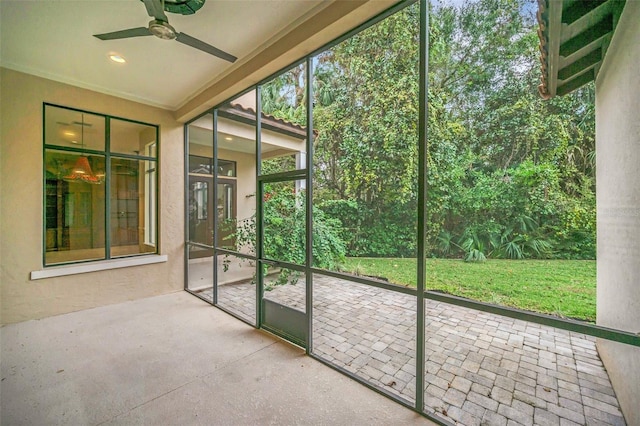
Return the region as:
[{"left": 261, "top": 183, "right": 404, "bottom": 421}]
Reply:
[{"left": 63, "top": 113, "right": 102, "bottom": 184}]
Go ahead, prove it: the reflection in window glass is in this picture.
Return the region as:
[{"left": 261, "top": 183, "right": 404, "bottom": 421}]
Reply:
[
  {"left": 145, "top": 142, "right": 157, "bottom": 246},
  {"left": 110, "top": 118, "right": 157, "bottom": 155},
  {"left": 110, "top": 158, "right": 155, "bottom": 257},
  {"left": 44, "top": 105, "right": 105, "bottom": 151},
  {"left": 195, "top": 182, "right": 208, "bottom": 220},
  {"left": 218, "top": 159, "right": 236, "bottom": 177},
  {"left": 188, "top": 156, "right": 236, "bottom": 176},
  {"left": 44, "top": 150, "right": 106, "bottom": 264}
]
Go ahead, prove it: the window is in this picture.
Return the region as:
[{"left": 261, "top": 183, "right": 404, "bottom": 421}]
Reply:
[
  {"left": 43, "top": 104, "right": 159, "bottom": 266},
  {"left": 187, "top": 155, "right": 236, "bottom": 177},
  {"left": 217, "top": 159, "right": 236, "bottom": 177},
  {"left": 144, "top": 142, "right": 157, "bottom": 246}
]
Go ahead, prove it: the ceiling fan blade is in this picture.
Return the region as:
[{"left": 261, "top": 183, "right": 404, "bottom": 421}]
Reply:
[
  {"left": 176, "top": 32, "right": 237, "bottom": 63},
  {"left": 142, "top": 0, "right": 168, "bottom": 22},
  {"left": 94, "top": 27, "right": 153, "bottom": 40}
]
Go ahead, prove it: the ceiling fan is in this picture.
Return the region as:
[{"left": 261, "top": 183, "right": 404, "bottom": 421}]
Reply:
[{"left": 93, "top": 0, "right": 237, "bottom": 62}]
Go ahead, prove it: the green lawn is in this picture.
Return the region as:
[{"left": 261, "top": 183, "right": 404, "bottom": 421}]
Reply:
[{"left": 341, "top": 258, "right": 596, "bottom": 322}]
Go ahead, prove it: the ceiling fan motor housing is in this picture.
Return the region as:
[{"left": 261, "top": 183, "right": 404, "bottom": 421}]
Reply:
[{"left": 149, "top": 20, "right": 177, "bottom": 40}]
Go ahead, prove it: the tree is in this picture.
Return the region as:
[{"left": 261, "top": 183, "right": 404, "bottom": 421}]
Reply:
[{"left": 258, "top": 0, "right": 596, "bottom": 261}]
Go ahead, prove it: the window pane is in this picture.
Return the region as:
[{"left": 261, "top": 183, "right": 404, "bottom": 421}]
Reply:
[
  {"left": 144, "top": 145, "right": 157, "bottom": 246},
  {"left": 110, "top": 118, "right": 157, "bottom": 156},
  {"left": 45, "top": 105, "right": 105, "bottom": 151},
  {"left": 260, "top": 64, "right": 307, "bottom": 175},
  {"left": 189, "top": 155, "right": 213, "bottom": 175},
  {"left": 110, "top": 158, "right": 155, "bottom": 257},
  {"left": 44, "top": 149, "right": 106, "bottom": 264},
  {"left": 44, "top": 106, "right": 158, "bottom": 265},
  {"left": 218, "top": 159, "right": 236, "bottom": 177}
]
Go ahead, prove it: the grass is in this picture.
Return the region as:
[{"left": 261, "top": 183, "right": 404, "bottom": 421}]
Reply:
[{"left": 341, "top": 258, "right": 596, "bottom": 322}]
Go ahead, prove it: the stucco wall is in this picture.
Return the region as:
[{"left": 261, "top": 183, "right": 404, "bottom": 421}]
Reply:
[
  {"left": 594, "top": 2, "right": 640, "bottom": 424},
  {"left": 0, "top": 68, "right": 185, "bottom": 324}
]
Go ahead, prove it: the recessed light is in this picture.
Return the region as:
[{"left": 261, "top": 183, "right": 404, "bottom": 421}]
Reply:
[
  {"left": 63, "top": 131, "right": 76, "bottom": 137},
  {"left": 109, "top": 54, "right": 126, "bottom": 64},
  {"left": 225, "top": 137, "right": 232, "bottom": 141},
  {"left": 71, "top": 140, "right": 79, "bottom": 144}
]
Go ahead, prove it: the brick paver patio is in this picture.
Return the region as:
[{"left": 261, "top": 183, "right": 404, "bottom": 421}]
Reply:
[{"left": 196, "top": 274, "right": 626, "bottom": 425}]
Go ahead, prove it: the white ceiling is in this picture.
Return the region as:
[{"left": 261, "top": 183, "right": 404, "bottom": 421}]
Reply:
[{"left": 0, "top": 0, "right": 324, "bottom": 110}]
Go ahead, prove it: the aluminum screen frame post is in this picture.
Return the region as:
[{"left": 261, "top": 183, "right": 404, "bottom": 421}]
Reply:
[{"left": 415, "top": 0, "right": 429, "bottom": 414}]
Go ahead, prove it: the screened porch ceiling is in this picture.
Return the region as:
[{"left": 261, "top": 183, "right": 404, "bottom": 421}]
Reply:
[{"left": 0, "top": 0, "right": 398, "bottom": 119}]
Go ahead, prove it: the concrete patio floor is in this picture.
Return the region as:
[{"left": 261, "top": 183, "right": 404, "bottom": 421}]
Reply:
[
  {"left": 199, "top": 274, "right": 627, "bottom": 426},
  {"left": 0, "top": 292, "right": 433, "bottom": 425}
]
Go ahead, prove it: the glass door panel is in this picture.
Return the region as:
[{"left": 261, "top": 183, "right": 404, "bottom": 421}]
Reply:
[
  {"left": 216, "top": 178, "right": 236, "bottom": 250},
  {"left": 188, "top": 175, "right": 214, "bottom": 257}
]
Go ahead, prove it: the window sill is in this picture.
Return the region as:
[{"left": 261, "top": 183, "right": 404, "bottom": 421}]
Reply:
[{"left": 30, "top": 254, "right": 168, "bottom": 280}]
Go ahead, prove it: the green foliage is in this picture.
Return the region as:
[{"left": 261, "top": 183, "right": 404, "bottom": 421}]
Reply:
[
  {"left": 423, "top": 0, "right": 595, "bottom": 260},
  {"left": 316, "top": 199, "right": 416, "bottom": 257},
  {"left": 260, "top": 0, "right": 596, "bottom": 261},
  {"left": 261, "top": 65, "right": 307, "bottom": 126},
  {"left": 310, "top": 5, "right": 420, "bottom": 258},
  {"left": 312, "top": 207, "right": 348, "bottom": 270},
  {"left": 229, "top": 185, "right": 346, "bottom": 288}
]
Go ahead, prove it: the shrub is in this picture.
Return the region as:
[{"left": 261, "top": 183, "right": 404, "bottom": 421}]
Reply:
[{"left": 227, "top": 185, "right": 346, "bottom": 288}]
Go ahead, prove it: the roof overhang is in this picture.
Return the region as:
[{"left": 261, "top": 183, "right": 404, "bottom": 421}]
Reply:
[
  {"left": 536, "top": 0, "right": 626, "bottom": 98},
  {"left": 176, "top": 0, "right": 398, "bottom": 121}
]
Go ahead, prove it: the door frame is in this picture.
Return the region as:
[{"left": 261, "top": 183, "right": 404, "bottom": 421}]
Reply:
[{"left": 257, "top": 171, "right": 309, "bottom": 348}]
